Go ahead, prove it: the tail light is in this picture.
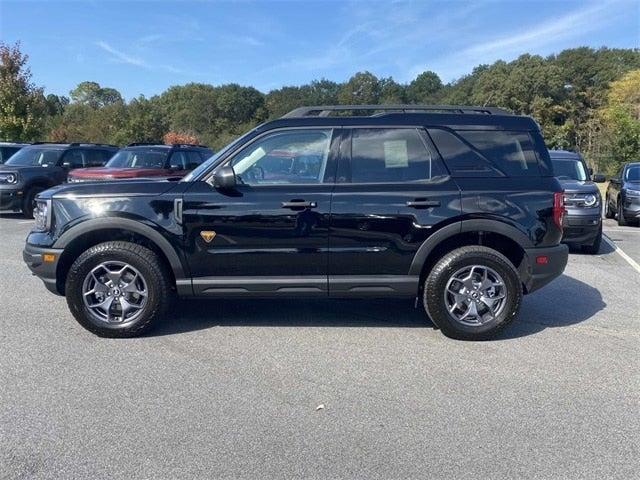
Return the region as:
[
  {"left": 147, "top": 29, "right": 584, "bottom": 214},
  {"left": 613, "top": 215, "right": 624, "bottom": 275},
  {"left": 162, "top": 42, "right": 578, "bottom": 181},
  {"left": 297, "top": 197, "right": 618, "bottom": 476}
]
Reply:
[{"left": 553, "top": 191, "right": 565, "bottom": 231}]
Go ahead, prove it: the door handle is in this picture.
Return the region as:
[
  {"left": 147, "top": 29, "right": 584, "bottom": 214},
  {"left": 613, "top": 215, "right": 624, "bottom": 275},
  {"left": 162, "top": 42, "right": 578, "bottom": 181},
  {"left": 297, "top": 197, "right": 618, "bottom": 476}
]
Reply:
[
  {"left": 281, "top": 200, "right": 317, "bottom": 209},
  {"left": 406, "top": 198, "right": 440, "bottom": 209}
]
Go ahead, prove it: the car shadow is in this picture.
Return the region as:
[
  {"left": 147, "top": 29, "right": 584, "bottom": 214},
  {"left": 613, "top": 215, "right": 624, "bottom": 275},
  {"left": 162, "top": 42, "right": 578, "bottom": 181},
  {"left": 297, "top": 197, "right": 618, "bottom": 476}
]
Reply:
[
  {"left": 0, "top": 212, "right": 27, "bottom": 219},
  {"left": 149, "top": 273, "right": 605, "bottom": 340},
  {"left": 567, "top": 240, "right": 615, "bottom": 256}
]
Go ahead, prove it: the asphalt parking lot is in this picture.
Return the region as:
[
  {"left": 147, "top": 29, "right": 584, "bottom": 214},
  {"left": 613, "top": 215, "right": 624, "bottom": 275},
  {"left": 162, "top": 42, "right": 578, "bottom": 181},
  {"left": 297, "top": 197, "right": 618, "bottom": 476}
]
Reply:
[{"left": 1, "top": 214, "right": 639, "bottom": 480}]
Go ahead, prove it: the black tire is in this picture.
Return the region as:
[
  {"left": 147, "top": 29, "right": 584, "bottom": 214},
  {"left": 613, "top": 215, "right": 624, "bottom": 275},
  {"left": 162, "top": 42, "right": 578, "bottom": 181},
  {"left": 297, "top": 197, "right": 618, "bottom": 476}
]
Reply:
[
  {"left": 581, "top": 224, "right": 602, "bottom": 255},
  {"left": 617, "top": 201, "right": 628, "bottom": 226},
  {"left": 604, "top": 195, "right": 615, "bottom": 219},
  {"left": 65, "top": 241, "right": 172, "bottom": 337},
  {"left": 22, "top": 186, "right": 45, "bottom": 218},
  {"left": 423, "top": 246, "right": 523, "bottom": 341}
]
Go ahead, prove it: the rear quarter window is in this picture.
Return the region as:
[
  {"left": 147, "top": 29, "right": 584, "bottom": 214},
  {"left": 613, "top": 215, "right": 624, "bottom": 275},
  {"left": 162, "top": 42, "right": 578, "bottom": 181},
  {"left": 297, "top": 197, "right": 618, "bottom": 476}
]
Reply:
[
  {"left": 458, "top": 130, "right": 540, "bottom": 177},
  {"left": 428, "top": 128, "right": 541, "bottom": 177}
]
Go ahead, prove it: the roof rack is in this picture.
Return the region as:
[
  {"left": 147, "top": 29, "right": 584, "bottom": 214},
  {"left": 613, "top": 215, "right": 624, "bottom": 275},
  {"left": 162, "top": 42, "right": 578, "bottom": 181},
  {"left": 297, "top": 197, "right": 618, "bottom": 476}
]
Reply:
[
  {"left": 282, "top": 104, "right": 512, "bottom": 118},
  {"left": 126, "top": 142, "right": 209, "bottom": 148},
  {"left": 31, "top": 141, "right": 118, "bottom": 147}
]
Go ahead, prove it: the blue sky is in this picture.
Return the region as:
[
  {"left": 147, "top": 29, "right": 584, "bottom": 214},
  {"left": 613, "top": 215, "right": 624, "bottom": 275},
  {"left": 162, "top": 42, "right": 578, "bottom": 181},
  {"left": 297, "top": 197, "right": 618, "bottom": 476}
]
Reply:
[{"left": 1, "top": 0, "right": 638, "bottom": 99}]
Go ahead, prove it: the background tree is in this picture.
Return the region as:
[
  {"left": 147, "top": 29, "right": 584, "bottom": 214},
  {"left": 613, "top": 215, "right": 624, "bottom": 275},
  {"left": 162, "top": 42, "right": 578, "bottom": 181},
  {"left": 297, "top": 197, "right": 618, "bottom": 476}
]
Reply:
[
  {"left": 406, "top": 71, "right": 442, "bottom": 103},
  {"left": 70, "top": 81, "right": 123, "bottom": 108},
  {"left": 338, "top": 72, "right": 381, "bottom": 105},
  {"left": 0, "top": 42, "right": 48, "bottom": 141}
]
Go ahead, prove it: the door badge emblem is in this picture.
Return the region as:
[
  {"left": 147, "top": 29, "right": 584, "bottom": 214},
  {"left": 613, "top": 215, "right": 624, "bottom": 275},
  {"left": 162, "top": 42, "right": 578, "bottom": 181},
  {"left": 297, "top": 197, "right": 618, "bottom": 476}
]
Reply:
[{"left": 200, "top": 231, "right": 217, "bottom": 243}]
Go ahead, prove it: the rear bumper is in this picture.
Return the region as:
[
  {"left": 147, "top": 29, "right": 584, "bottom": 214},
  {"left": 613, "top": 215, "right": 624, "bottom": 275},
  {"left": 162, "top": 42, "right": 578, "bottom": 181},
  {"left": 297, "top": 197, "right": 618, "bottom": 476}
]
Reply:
[
  {"left": 522, "top": 244, "right": 568, "bottom": 294},
  {"left": 23, "top": 244, "right": 64, "bottom": 295}
]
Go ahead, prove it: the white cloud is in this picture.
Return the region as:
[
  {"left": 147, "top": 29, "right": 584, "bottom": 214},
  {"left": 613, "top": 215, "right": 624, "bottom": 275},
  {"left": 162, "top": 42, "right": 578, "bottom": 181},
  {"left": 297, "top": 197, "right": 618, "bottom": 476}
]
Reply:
[{"left": 96, "top": 40, "right": 185, "bottom": 74}]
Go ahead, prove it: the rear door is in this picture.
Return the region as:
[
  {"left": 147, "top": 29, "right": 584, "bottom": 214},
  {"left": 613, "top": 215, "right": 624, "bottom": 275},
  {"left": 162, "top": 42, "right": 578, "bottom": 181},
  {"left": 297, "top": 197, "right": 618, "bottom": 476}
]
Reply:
[{"left": 328, "top": 127, "right": 460, "bottom": 297}]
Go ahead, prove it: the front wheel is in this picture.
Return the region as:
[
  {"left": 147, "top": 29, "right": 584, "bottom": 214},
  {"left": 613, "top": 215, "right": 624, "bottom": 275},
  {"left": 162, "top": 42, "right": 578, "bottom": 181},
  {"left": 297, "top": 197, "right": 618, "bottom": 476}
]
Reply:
[
  {"left": 617, "top": 201, "right": 628, "bottom": 226},
  {"left": 582, "top": 225, "right": 602, "bottom": 255},
  {"left": 66, "top": 241, "right": 172, "bottom": 337},
  {"left": 423, "top": 246, "right": 523, "bottom": 341},
  {"left": 604, "top": 195, "right": 615, "bottom": 219}
]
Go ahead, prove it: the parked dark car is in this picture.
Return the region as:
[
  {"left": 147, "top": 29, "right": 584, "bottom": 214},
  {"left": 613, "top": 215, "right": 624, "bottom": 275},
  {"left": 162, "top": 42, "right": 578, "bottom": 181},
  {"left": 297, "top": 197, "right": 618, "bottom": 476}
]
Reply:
[
  {"left": 23, "top": 105, "right": 568, "bottom": 340},
  {"left": 605, "top": 162, "right": 640, "bottom": 226},
  {"left": 0, "top": 142, "right": 30, "bottom": 164},
  {"left": 67, "top": 143, "right": 213, "bottom": 182},
  {"left": 549, "top": 149, "right": 604, "bottom": 253},
  {"left": 0, "top": 142, "right": 118, "bottom": 217}
]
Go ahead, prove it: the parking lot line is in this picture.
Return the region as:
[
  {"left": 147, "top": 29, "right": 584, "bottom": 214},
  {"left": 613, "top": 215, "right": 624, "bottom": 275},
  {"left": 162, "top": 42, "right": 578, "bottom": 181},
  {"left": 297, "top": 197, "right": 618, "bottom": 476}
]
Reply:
[{"left": 602, "top": 234, "right": 640, "bottom": 274}]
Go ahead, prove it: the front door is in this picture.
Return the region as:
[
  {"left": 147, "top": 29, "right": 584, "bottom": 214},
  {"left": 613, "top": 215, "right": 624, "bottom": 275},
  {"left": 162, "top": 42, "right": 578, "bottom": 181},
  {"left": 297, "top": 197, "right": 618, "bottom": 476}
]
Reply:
[
  {"left": 328, "top": 127, "right": 461, "bottom": 296},
  {"left": 183, "top": 127, "right": 340, "bottom": 296}
]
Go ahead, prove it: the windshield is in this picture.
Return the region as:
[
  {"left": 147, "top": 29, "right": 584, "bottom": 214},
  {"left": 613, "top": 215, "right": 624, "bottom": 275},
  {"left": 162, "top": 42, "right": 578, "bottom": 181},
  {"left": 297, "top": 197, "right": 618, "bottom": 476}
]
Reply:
[
  {"left": 5, "top": 147, "right": 63, "bottom": 167},
  {"left": 551, "top": 158, "right": 587, "bottom": 181},
  {"left": 106, "top": 148, "right": 169, "bottom": 169},
  {"left": 625, "top": 166, "right": 640, "bottom": 182},
  {"left": 181, "top": 127, "right": 260, "bottom": 182}
]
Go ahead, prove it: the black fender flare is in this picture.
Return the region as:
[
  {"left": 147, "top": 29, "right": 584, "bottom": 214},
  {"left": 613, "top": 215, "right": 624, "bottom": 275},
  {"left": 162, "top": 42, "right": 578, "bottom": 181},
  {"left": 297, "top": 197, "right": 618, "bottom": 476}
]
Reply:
[
  {"left": 53, "top": 217, "right": 187, "bottom": 280},
  {"left": 408, "top": 219, "right": 533, "bottom": 276}
]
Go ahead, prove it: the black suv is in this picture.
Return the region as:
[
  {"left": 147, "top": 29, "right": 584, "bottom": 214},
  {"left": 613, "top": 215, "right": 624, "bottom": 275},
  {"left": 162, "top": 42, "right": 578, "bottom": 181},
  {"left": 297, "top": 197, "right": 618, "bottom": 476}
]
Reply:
[
  {"left": 549, "top": 149, "right": 604, "bottom": 253},
  {"left": 23, "top": 105, "right": 568, "bottom": 340},
  {"left": 0, "top": 142, "right": 30, "bottom": 164},
  {"left": 605, "top": 162, "right": 640, "bottom": 227},
  {"left": 0, "top": 142, "right": 118, "bottom": 217}
]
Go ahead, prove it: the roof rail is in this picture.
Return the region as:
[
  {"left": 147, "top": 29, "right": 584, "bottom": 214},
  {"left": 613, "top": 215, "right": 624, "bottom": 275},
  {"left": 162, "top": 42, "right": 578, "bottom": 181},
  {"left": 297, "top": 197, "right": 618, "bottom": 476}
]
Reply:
[
  {"left": 127, "top": 142, "right": 209, "bottom": 148},
  {"left": 68, "top": 142, "right": 119, "bottom": 148},
  {"left": 282, "top": 104, "right": 512, "bottom": 118},
  {"left": 126, "top": 142, "right": 162, "bottom": 147}
]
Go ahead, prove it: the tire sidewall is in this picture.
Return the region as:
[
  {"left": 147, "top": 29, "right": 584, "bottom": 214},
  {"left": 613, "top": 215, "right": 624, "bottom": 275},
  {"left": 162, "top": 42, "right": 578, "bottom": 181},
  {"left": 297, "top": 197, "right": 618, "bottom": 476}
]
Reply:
[
  {"left": 66, "top": 244, "right": 166, "bottom": 336},
  {"left": 23, "top": 187, "right": 44, "bottom": 218},
  {"left": 424, "top": 248, "right": 522, "bottom": 340}
]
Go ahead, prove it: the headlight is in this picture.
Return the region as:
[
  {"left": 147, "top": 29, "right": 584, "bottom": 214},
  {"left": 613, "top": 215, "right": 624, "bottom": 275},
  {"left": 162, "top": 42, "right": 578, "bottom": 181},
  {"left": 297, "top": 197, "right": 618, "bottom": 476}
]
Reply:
[
  {"left": 0, "top": 172, "right": 18, "bottom": 184},
  {"left": 627, "top": 189, "right": 640, "bottom": 197},
  {"left": 33, "top": 199, "right": 52, "bottom": 232},
  {"left": 583, "top": 194, "right": 598, "bottom": 207}
]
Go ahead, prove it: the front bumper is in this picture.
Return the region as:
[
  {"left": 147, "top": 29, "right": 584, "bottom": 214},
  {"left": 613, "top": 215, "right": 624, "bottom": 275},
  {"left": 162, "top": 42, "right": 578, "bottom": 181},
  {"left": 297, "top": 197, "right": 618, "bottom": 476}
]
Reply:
[
  {"left": 562, "top": 214, "right": 601, "bottom": 245},
  {"left": 621, "top": 195, "right": 640, "bottom": 220},
  {"left": 522, "top": 244, "right": 569, "bottom": 294},
  {"left": 23, "top": 243, "right": 64, "bottom": 295},
  {"left": 0, "top": 187, "right": 23, "bottom": 210}
]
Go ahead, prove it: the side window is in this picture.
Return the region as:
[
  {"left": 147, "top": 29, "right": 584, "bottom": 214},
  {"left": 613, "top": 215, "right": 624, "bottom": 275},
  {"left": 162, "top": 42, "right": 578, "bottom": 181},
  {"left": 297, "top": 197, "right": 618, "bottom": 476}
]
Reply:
[
  {"left": 348, "top": 128, "right": 445, "bottom": 183},
  {"left": 84, "top": 149, "right": 112, "bottom": 167},
  {"left": 185, "top": 151, "right": 204, "bottom": 170},
  {"left": 1, "top": 147, "right": 19, "bottom": 162},
  {"left": 230, "top": 129, "right": 332, "bottom": 185},
  {"left": 457, "top": 130, "right": 540, "bottom": 177},
  {"left": 169, "top": 151, "right": 187, "bottom": 170},
  {"left": 62, "top": 149, "right": 85, "bottom": 168}
]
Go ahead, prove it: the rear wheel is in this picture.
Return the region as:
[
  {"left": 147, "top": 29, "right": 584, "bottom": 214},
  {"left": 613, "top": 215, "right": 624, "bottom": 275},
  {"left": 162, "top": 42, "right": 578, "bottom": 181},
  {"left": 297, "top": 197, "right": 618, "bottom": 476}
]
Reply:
[
  {"left": 65, "top": 241, "right": 172, "bottom": 337},
  {"left": 22, "top": 186, "right": 44, "bottom": 218},
  {"left": 423, "top": 246, "right": 522, "bottom": 341}
]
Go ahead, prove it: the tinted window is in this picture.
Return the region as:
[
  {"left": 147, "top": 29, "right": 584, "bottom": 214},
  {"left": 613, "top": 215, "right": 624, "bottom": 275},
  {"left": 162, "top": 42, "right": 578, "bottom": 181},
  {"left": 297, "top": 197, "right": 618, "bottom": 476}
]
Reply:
[
  {"left": 230, "top": 129, "right": 332, "bottom": 185},
  {"left": 428, "top": 128, "right": 500, "bottom": 177},
  {"left": 84, "top": 149, "right": 113, "bottom": 167},
  {"left": 348, "top": 128, "right": 444, "bottom": 183},
  {"left": 169, "top": 151, "right": 187, "bottom": 170},
  {"left": 5, "top": 147, "right": 63, "bottom": 167},
  {"left": 626, "top": 166, "right": 640, "bottom": 182},
  {"left": 185, "top": 151, "right": 204, "bottom": 170},
  {"left": 62, "top": 150, "right": 85, "bottom": 168},
  {"left": 107, "top": 149, "right": 169, "bottom": 169},
  {"left": 0, "top": 146, "right": 20, "bottom": 162},
  {"left": 458, "top": 130, "right": 540, "bottom": 177},
  {"left": 551, "top": 159, "right": 587, "bottom": 181}
]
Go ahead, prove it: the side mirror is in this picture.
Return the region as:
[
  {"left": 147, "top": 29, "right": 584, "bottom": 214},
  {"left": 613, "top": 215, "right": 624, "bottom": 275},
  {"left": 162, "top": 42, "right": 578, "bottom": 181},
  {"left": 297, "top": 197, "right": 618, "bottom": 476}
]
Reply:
[
  {"left": 592, "top": 173, "right": 606, "bottom": 183},
  {"left": 213, "top": 166, "right": 236, "bottom": 190},
  {"left": 588, "top": 167, "right": 594, "bottom": 176}
]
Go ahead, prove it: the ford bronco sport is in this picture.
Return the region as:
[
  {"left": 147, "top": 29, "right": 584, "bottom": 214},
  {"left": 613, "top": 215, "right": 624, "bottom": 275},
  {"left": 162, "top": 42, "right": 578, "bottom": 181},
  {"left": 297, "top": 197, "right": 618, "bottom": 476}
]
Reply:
[{"left": 23, "top": 105, "right": 569, "bottom": 340}]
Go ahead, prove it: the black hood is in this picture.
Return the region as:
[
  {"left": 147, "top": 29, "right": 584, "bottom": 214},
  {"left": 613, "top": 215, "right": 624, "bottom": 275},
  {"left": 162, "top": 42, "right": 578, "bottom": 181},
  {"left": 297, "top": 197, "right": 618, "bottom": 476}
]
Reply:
[
  {"left": 40, "top": 178, "right": 180, "bottom": 200},
  {"left": 557, "top": 178, "right": 599, "bottom": 194}
]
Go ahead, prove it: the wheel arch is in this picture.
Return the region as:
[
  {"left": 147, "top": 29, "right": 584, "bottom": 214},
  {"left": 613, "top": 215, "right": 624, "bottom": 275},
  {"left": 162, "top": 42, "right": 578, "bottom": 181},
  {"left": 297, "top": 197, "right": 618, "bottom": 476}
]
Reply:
[
  {"left": 53, "top": 218, "right": 188, "bottom": 295},
  {"left": 409, "top": 219, "right": 532, "bottom": 291}
]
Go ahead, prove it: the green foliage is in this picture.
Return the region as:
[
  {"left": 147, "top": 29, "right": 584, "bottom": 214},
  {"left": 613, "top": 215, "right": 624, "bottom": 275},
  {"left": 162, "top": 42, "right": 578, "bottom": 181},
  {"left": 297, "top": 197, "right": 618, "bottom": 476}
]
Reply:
[
  {"left": 5, "top": 42, "right": 639, "bottom": 172},
  {"left": 0, "top": 42, "right": 49, "bottom": 141}
]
